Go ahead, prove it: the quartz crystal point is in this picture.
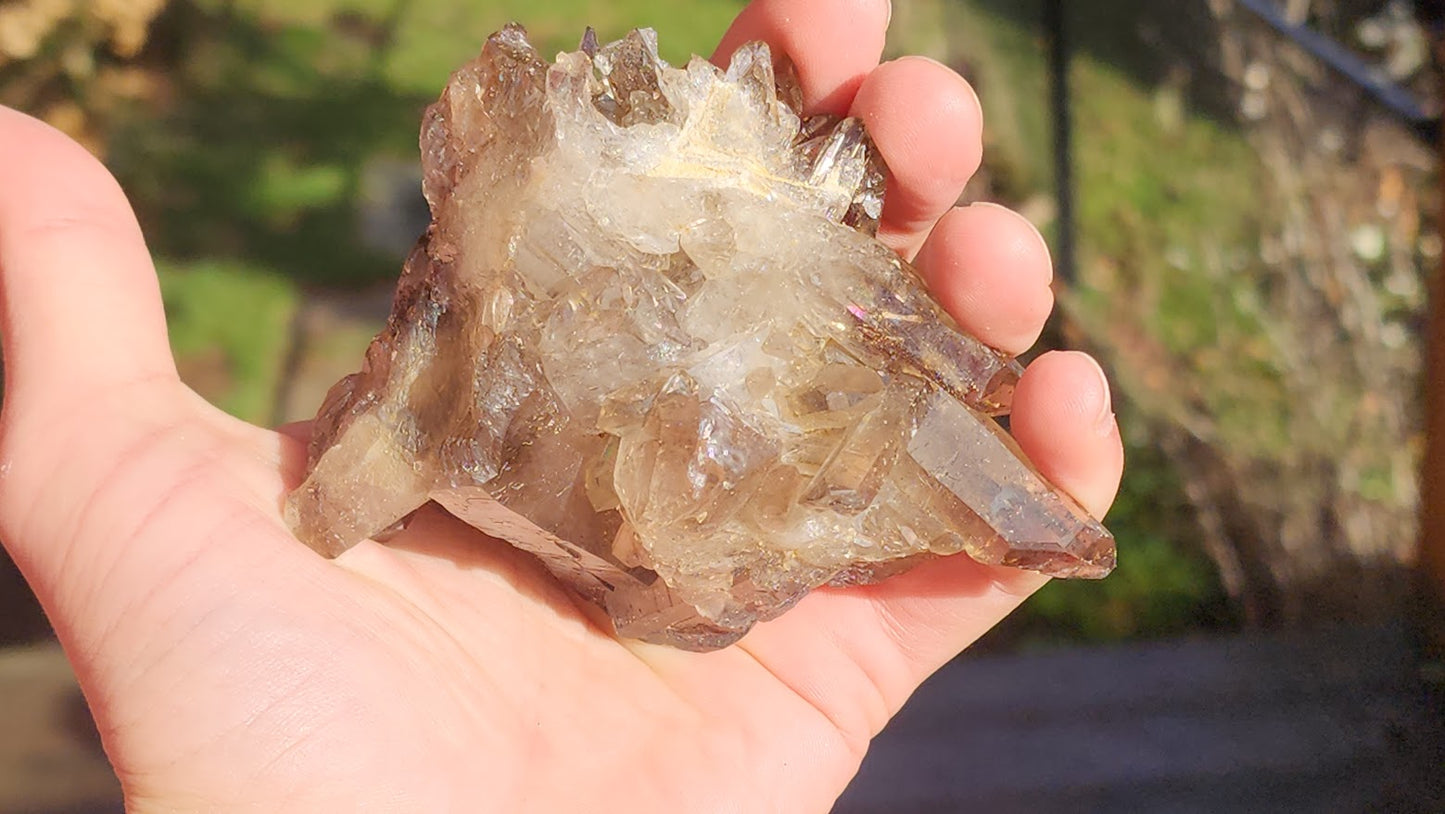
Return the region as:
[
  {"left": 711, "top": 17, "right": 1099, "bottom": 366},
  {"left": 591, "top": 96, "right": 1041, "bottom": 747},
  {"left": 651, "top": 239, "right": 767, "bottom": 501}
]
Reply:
[{"left": 285, "top": 26, "right": 1115, "bottom": 651}]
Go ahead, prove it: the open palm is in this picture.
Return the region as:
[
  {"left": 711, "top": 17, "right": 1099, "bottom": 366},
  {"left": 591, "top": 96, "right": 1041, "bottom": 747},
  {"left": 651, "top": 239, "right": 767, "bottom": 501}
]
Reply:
[{"left": 0, "top": 1, "right": 1123, "bottom": 810}]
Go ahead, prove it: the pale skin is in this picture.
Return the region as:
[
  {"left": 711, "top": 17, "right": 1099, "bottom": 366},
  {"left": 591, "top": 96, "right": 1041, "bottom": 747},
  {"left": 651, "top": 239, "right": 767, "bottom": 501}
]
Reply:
[{"left": 0, "top": 0, "right": 1123, "bottom": 810}]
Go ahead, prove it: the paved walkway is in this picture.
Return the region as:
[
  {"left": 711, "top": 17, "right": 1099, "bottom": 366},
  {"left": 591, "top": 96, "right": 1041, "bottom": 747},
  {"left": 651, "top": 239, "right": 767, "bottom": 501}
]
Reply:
[
  {"left": 2, "top": 623, "right": 1438, "bottom": 812},
  {"left": 838, "top": 625, "right": 1443, "bottom": 812},
  {"left": 0, "top": 643, "right": 120, "bottom": 814}
]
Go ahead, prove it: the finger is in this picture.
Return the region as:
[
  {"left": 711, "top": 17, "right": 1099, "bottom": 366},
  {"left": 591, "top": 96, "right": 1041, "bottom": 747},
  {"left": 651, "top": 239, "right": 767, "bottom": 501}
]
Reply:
[
  {"left": 0, "top": 108, "right": 208, "bottom": 642},
  {"left": 714, "top": 0, "right": 891, "bottom": 115},
  {"left": 1010, "top": 350, "right": 1123, "bottom": 518},
  {"left": 737, "top": 558, "right": 1047, "bottom": 742},
  {"left": 848, "top": 56, "right": 983, "bottom": 257},
  {"left": 737, "top": 352, "right": 1122, "bottom": 740},
  {"left": 850, "top": 351, "right": 1122, "bottom": 676},
  {"left": 913, "top": 203, "right": 1054, "bottom": 355},
  {"left": 0, "top": 107, "right": 176, "bottom": 417}
]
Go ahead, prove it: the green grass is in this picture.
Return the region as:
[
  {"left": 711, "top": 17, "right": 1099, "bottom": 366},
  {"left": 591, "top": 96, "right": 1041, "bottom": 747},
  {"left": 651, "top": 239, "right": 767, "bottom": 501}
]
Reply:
[
  {"left": 237, "top": 0, "right": 746, "bottom": 92},
  {"left": 160, "top": 260, "right": 299, "bottom": 424},
  {"left": 1063, "top": 59, "right": 1301, "bottom": 462}
]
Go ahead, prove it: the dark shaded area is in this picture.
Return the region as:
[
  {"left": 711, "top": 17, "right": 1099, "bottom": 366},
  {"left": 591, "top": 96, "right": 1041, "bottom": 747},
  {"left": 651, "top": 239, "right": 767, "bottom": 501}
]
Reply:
[
  {"left": 976, "top": 0, "right": 1236, "bottom": 117},
  {"left": 13, "top": 805, "right": 122, "bottom": 814},
  {"left": 0, "top": 358, "right": 45, "bottom": 648},
  {"left": 1043, "top": 0, "right": 1074, "bottom": 286},
  {"left": 838, "top": 625, "right": 1445, "bottom": 812},
  {"left": 61, "top": 687, "right": 107, "bottom": 760},
  {"left": 1235, "top": 0, "right": 1437, "bottom": 141},
  {"left": 0, "top": 556, "right": 50, "bottom": 647},
  {"left": 109, "top": 0, "right": 430, "bottom": 287}
]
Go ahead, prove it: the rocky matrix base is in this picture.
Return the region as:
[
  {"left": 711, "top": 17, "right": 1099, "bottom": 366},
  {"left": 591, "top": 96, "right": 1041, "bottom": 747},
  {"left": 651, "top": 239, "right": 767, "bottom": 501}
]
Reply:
[{"left": 285, "top": 26, "right": 1114, "bottom": 651}]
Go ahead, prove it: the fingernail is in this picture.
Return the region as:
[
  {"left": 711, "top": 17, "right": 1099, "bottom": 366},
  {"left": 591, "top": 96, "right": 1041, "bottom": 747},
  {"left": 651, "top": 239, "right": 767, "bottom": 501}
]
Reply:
[
  {"left": 908, "top": 55, "right": 980, "bottom": 106},
  {"left": 1084, "top": 354, "right": 1116, "bottom": 434}
]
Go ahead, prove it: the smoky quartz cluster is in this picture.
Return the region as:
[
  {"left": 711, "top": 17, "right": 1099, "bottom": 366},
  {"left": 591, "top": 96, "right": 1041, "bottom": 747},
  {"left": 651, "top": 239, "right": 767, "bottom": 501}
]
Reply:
[{"left": 286, "top": 26, "right": 1114, "bottom": 650}]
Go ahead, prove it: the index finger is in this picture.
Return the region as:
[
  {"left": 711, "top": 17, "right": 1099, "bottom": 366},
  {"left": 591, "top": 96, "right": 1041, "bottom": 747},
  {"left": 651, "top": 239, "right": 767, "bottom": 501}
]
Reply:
[{"left": 713, "top": 0, "right": 891, "bottom": 115}]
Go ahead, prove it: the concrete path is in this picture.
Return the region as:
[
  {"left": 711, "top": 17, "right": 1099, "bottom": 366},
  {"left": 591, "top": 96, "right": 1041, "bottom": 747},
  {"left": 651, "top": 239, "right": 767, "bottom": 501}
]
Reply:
[
  {"left": 837, "top": 625, "right": 1444, "bottom": 812},
  {"left": 0, "top": 643, "right": 120, "bottom": 814},
  {"left": 2, "top": 624, "right": 1437, "bottom": 812}
]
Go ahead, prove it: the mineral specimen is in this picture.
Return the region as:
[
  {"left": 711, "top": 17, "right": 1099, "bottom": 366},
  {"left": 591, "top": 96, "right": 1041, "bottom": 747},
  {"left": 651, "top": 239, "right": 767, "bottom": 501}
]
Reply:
[{"left": 285, "top": 25, "right": 1114, "bottom": 650}]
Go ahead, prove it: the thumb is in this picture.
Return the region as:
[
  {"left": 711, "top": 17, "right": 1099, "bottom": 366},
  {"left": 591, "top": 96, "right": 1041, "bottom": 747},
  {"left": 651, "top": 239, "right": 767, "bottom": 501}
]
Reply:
[
  {"left": 0, "top": 107, "right": 176, "bottom": 404},
  {"left": 0, "top": 107, "right": 195, "bottom": 643}
]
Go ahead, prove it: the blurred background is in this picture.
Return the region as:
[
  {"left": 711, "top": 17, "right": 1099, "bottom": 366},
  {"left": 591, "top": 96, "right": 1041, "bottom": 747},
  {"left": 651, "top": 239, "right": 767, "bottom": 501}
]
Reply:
[{"left": 1, "top": 0, "right": 1442, "bottom": 811}]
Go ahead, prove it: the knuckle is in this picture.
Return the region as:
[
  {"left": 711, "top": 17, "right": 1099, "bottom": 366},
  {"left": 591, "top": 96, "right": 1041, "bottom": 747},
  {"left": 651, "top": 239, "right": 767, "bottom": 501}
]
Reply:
[{"left": 19, "top": 203, "right": 137, "bottom": 247}]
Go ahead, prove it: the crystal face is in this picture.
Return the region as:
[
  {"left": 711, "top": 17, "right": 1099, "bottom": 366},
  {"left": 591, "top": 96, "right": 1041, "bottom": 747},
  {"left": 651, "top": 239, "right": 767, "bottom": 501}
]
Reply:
[{"left": 285, "top": 26, "right": 1114, "bottom": 650}]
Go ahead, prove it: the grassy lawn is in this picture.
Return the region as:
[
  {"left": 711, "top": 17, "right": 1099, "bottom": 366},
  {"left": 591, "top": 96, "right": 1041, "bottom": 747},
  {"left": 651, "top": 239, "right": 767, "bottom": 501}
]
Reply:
[
  {"left": 244, "top": 0, "right": 746, "bottom": 88},
  {"left": 160, "top": 260, "right": 299, "bottom": 424}
]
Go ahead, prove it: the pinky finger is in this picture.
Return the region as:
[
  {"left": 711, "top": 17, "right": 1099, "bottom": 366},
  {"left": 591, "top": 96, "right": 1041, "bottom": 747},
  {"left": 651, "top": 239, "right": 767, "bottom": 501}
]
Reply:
[{"left": 1011, "top": 350, "right": 1124, "bottom": 519}]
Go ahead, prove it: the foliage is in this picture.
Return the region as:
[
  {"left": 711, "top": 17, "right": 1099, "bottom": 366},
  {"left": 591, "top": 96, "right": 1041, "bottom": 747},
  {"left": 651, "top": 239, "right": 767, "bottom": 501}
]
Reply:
[
  {"left": 99, "top": 0, "right": 745, "bottom": 288},
  {"left": 0, "top": 0, "right": 168, "bottom": 151},
  {"left": 159, "top": 260, "right": 299, "bottom": 424}
]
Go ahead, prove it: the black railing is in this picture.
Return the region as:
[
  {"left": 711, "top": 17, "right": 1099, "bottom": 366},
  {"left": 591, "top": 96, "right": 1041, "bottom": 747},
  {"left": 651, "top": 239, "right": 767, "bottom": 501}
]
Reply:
[
  {"left": 1044, "top": 0, "right": 1075, "bottom": 288},
  {"left": 1234, "top": 0, "right": 1437, "bottom": 138},
  {"left": 1039, "top": 0, "right": 1442, "bottom": 287}
]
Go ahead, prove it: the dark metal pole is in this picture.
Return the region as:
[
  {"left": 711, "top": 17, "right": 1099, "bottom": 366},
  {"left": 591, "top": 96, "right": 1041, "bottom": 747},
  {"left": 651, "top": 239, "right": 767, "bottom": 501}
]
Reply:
[
  {"left": 1044, "top": 0, "right": 1075, "bottom": 286},
  {"left": 1417, "top": 3, "right": 1445, "bottom": 674},
  {"left": 1234, "top": 0, "right": 1438, "bottom": 142}
]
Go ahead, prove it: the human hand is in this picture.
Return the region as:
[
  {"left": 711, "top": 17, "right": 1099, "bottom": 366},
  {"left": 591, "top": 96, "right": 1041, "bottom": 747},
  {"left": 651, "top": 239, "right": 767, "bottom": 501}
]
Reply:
[{"left": 0, "top": 0, "right": 1123, "bottom": 810}]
